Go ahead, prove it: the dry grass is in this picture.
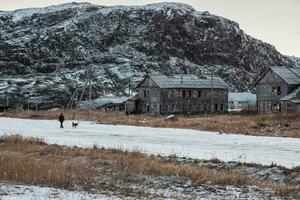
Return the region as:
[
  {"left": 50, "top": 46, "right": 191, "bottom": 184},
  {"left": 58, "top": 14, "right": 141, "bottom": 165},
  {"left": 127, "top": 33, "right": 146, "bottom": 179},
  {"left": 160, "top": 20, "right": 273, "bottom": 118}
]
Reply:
[
  {"left": 0, "top": 135, "right": 299, "bottom": 198},
  {"left": 3, "top": 109, "right": 300, "bottom": 137},
  {"left": 0, "top": 135, "right": 94, "bottom": 190}
]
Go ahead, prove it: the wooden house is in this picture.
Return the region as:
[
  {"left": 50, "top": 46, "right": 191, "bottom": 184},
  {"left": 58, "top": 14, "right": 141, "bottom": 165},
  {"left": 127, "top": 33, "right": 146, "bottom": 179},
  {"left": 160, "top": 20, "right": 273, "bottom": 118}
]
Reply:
[
  {"left": 255, "top": 66, "right": 300, "bottom": 113},
  {"left": 132, "top": 73, "right": 229, "bottom": 115}
]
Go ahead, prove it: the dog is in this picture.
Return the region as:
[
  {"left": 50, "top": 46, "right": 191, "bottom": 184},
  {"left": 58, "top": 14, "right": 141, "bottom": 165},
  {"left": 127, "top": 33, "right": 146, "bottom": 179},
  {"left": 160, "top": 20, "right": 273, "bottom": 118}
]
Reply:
[{"left": 72, "top": 122, "right": 79, "bottom": 128}]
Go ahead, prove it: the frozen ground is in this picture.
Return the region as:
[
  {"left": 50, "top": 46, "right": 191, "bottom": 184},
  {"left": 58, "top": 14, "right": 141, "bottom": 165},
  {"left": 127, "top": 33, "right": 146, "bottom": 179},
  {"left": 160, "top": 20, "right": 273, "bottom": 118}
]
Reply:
[
  {"left": 0, "top": 183, "right": 121, "bottom": 200},
  {"left": 0, "top": 182, "right": 280, "bottom": 200},
  {"left": 0, "top": 117, "right": 299, "bottom": 168}
]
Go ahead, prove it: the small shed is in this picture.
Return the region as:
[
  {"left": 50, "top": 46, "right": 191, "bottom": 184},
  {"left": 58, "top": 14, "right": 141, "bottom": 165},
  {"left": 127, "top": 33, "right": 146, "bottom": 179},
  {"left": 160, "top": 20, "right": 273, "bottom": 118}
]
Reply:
[
  {"left": 228, "top": 92, "right": 256, "bottom": 111},
  {"left": 79, "top": 96, "right": 131, "bottom": 112},
  {"left": 125, "top": 94, "right": 140, "bottom": 114}
]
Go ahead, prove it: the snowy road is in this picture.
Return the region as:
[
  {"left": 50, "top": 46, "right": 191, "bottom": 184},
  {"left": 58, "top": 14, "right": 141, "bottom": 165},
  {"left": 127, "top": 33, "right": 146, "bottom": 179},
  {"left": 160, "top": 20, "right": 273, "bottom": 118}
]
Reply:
[{"left": 0, "top": 117, "right": 299, "bottom": 168}]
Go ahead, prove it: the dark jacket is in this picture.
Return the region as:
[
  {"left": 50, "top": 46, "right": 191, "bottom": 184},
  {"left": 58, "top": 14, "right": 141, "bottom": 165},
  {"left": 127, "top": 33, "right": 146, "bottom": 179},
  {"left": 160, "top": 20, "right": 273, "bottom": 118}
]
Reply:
[{"left": 59, "top": 114, "right": 65, "bottom": 122}]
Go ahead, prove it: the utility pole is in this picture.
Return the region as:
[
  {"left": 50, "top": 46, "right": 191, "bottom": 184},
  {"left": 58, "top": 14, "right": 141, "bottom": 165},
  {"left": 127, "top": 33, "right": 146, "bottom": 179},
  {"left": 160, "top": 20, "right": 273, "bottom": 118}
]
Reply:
[
  {"left": 88, "top": 66, "right": 92, "bottom": 118},
  {"left": 35, "top": 92, "right": 38, "bottom": 112},
  {"left": 210, "top": 72, "right": 214, "bottom": 114},
  {"left": 128, "top": 79, "right": 131, "bottom": 97},
  {"left": 5, "top": 90, "right": 9, "bottom": 107}
]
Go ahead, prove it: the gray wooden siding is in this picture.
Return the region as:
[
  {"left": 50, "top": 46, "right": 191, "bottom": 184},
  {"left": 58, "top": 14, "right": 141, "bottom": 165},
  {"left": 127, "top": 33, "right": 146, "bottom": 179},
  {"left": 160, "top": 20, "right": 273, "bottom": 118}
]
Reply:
[
  {"left": 137, "top": 78, "right": 161, "bottom": 115},
  {"left": 137, "top": 77, "right": 228, "bottom": 115},
  {"left": 256, "top": 70, "right": 288, "bottom": 113},
  {"left": 159, "top": 88, "right": 227, "bottom": 115}
]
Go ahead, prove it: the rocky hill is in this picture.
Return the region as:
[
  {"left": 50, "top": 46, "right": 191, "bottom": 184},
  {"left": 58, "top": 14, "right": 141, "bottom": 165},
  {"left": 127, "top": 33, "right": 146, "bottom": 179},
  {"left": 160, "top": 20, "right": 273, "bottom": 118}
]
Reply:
[{"left": 0, "top": 2, "right": 295, "bottom": 108}]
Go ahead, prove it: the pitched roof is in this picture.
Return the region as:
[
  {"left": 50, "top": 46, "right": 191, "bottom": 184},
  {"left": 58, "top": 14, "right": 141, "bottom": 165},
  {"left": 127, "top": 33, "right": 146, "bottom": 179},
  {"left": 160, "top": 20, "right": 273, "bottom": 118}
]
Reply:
[
  {"left": 270, "top": 66, "right": 300, "bottom": 85},
  {"left": 290, "top": 100, "right": 300, "bottom": 104},
  {"left": 280, "top": 86, "right": 300, "bottom": 101},
  {"left": 254, "top": 66, "right": 300, "bottom": 86},
  {"left": 149, "top": 74, "right": 229, "bottom": 89}
]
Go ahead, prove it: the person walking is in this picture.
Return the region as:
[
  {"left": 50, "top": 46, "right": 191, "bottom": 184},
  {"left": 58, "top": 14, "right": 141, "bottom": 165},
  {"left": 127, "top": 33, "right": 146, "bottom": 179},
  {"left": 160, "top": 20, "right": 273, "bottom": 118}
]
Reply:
[{"left": 59, "top": 113, "right": 65, "bottom": 128}]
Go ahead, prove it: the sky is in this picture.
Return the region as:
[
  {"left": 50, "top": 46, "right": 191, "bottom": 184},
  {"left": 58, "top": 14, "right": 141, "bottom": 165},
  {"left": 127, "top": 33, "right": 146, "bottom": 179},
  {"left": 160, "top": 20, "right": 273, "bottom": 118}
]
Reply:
[{"left": 0, "top": 0, "right": 299, "bottom": 57}]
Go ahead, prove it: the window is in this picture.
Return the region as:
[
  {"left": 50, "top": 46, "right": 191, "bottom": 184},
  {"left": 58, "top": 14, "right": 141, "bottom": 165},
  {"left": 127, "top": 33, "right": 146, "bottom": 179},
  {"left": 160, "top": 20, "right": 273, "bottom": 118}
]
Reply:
[
  {"left": 171, "top": 90, "right": 175, "bottom": 97},
  {"left": 199, "top": 104, "right": 203, "bottom": 111},
  {"left": 193, "top": 104, "right": 196, "bottom": 111},
  {"left": 259, "top": 101, "right": 264, "bottom": 111},
  {"left": 188, "top": 90, "right": 192, "bottom": 97},
  {"left": 167, "top": 105, "right": 171, "bottom": 111},
  {"left": 168, "top": 104, "right": 176, "bottom": 112},
  {"left": 164, "top": 90, "right": 168, "bottom": 97},
  {"left": 172, "top": 104, "right": 176, "bottom": 111},
  {"left": 144, "top": 90, "right": 147, "bottom": 98},
  {"left": 221, "top": 104, "right": 224, "bottom": 111},
  {"left": 215, "top": 104, "right": 218, "bottom": 111},
  {"left": 167, "top": 90, "right": 171, "bottom": 98},
  {"left": 182, "top": 90, "right": 186, "bottom": 98},
  {"left": 198, "top": 91, "right": 201, "bottom": 97},
  {"left": 277, "top": 86, "right": 281, "bottom": 95},
  {"left": 272, "top": 102, "right": 281, "bottom": 112}
]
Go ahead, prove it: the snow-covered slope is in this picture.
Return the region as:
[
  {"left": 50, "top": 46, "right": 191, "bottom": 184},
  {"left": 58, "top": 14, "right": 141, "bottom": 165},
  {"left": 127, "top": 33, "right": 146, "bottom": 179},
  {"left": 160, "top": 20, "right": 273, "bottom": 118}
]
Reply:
[
  {"left": 0, "top": 117, "right": 299, "bottom": 168},
  {"left": 0, "top": 2, "right": 294, "bottom": 108}
]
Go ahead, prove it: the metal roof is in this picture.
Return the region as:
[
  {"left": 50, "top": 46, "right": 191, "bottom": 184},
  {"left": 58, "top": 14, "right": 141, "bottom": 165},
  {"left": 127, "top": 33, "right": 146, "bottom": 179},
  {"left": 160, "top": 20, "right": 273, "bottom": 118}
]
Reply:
[
  {"left": 290, "top": 100, "right": 300, "bottom": 104},
  {"left": 228, "top": 92, "right": 256, "bottom": 102},
  {"left": 271, "top": 66, "right": 300, "bottom": 85},
  {"left": 280, "top": 86, "right": 300, "bottom": 101},
  {"left": 150, "top": 74, "right": 229, "bottom": 89}
]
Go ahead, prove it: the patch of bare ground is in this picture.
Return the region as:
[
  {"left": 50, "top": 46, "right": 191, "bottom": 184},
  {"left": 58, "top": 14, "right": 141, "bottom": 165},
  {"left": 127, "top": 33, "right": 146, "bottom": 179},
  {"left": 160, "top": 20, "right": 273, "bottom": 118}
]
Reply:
[
  {"left": 2, "top": 110, "right": 300, "bottom": 138},
  {"left": 0, "top": 135, "right": 299, "bottom": 199}
]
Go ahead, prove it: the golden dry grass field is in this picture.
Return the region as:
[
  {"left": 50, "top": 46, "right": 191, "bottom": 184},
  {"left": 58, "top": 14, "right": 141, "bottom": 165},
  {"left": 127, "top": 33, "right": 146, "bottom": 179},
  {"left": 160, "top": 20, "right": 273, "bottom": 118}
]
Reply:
[{"left": 0, "top": 135, "right": 299, "bottom": 198}]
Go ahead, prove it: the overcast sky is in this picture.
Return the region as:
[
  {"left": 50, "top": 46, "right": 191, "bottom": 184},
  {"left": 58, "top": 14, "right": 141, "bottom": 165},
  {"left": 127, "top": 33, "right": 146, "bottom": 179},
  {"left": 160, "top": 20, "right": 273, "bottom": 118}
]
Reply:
[{"left": 1, "top": 0, "right": 299, "bottom": 56}]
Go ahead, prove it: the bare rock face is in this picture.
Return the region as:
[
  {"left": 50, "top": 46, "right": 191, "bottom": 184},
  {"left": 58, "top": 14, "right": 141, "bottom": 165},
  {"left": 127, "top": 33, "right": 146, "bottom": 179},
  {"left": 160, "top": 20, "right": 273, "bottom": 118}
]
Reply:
[{"left": 0, "top": 2, "right": 294, "bottom": 108}]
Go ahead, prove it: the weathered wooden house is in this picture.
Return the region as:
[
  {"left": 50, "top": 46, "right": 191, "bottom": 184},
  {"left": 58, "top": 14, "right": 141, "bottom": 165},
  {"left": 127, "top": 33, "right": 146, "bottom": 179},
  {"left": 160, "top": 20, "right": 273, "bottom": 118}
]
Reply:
[
  {"left": 131, "top": 73, "right": 229, "bottom": 115},
  {"left": 255, "top": 66, "right": 300, "bottom": 113}
]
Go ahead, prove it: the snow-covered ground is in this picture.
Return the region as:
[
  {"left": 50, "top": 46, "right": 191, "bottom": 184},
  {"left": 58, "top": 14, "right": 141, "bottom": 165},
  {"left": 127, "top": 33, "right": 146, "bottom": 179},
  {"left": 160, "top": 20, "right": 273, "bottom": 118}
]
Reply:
[
  {"left": 0, "top": 183, "right": 121, "bottom": 200},
  {"left": 0, "top": 117, "right": 299, "bottom": 168}
]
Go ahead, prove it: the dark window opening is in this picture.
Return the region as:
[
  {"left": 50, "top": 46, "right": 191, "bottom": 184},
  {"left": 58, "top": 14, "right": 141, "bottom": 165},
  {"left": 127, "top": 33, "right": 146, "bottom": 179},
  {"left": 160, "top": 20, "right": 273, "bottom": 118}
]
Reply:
[
  {"left": 277, "top": 86, "right": 281, "bottom": 95},
  {"left": 182, "top": 90, "right": 186, "bottom": 98},
  {"left": 171, "top": 90, "right": 175, "bottom": 97},
  {"left": 188, "top": 90, "right": 192, "bottom": 97},
  {"left": 172, "top": 104, "right": 176, "bottom": 111},
  {"left": 272, "top": 102, "right": 281, "bottom": 112},
  {"left": 215, "top": 104, "right": 218, "bottom": 111},
  {"left": 144, "top": 90, "right": 147, "bottom": 98},
  {"left": 198, "top": 91, "right": 201, "bottom": 97}
]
